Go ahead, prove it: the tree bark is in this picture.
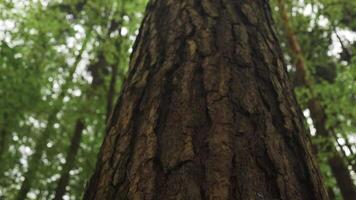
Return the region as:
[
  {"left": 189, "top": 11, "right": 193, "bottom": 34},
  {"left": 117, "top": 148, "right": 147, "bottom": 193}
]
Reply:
[
  {"left": 276, "top": 0, "right": 356, "bottom": 199},
  {"left": 84, "top": 0, "right": 328, "bottom": 199}
]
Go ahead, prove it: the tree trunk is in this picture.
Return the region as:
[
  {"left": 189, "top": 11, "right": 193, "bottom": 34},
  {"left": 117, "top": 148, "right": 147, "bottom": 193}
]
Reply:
[
  {"left": 309, "top": 100, "right": 356, "bottom": 200},
  {"left": 0, "top": 114, "right": 8, "bottom": 159},
  {"left": 15, "top": 36, "right": 90, "bottom": 200},
  {"left": 53, "top": 16, "right": 126, "bottom": 197},
  {"left": 328, "top": 154, "right": 355, "bottom": 200},
  {"left": 106, "top": 63, "right": 118, "bottom": 122},
  {"left": 16, "top": 113, "right": 57, "bottom": 200},
  {"left": 53, "top": 55, "right": 118, "bottom": 199},
  {"left": 0, "top": 114, "right": 9, "bottom": 177},
  {"left": 53, "top": 119, "right": 85, "bottom": 200},
  {"left": 84, "top": 0, "right": 328, "bottom": 199},
  {"left": 276, "top": 0, "right": 356, "bottom": 199}
]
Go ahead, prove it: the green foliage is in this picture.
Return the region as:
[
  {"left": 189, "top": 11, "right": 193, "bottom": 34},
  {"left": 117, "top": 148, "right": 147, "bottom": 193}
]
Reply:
[{"left": 0, "top": 0, "right": 147, "bottom": 199}]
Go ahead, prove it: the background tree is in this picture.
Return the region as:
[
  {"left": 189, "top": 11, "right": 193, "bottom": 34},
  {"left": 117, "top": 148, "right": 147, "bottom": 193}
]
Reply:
[
  {"left": 272, "top": 0, "right": 356, "bottom": 199},
  {"left": 274, "top": 0, "right": 355, "bottom": 199},
  {"left": 0, "top": 0, "right": 145, "bottom": 199}
]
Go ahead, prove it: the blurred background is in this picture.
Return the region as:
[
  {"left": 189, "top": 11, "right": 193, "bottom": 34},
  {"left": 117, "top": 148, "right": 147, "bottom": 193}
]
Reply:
[{"left": 0, "top": 0, "right": 354, "bottom": 199}]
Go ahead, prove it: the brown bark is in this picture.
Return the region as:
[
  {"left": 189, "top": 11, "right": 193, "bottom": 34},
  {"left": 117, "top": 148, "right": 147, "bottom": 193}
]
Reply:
[
  {"left": 276, "top": 0, "right": 356, "bottom": 199},
  {"left": 53, "top": 120, "right": 85, "bottom": 200},
  {"left": 84, "top": 0, "right": 328, "bottom": 199}
]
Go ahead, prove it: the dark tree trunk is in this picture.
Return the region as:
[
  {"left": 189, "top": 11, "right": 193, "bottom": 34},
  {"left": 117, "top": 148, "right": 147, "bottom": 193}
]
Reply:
[
  {"left": 53, "top": 17, "right": 125, "bottom": 199},
  {"left": 327, "top": 187, "right": 336, "bottom": 200},
  {"left": 84, "top": 0, "right": 328, "bottom": 199},
  {"left": 53, "top": 120, "right": 85, "bottom": 200},
  {"left": 309, "top": 100, "right": 356, "bottom": 200},
  {"left": 0, "top": 128, "right": 7, "bottom": 158},
  {"left": 276, "top": 0, "right": 356, "bottom": 199},
  {"left": 53, "top": 61, "right": 118, "bottom": 200},
  {"left": 16, "top": 38, "right": 89, "bottom": 200},
  {"left": 0, "top": 115, "right": 8, "bottom": 158},
  {"left": 16, "top": 113, "right": 57, "bottom": 200},
  {"left": 328, "top": 155, "right": 355, "bottom": 200},
  {"left": 0, "top": 113, "right": 10, "bottom": 186},
  {"left": 0, "top": 120, "right": 8, "bottom": 174},
  {"left": 106, "top": 64, "right": 118, "bottom": 122}
]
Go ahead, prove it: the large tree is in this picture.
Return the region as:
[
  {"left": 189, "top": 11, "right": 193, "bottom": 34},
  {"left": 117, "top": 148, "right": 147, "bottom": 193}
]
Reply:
[{"left": 84, "top": 0, "right": 329, "bottom": 199}]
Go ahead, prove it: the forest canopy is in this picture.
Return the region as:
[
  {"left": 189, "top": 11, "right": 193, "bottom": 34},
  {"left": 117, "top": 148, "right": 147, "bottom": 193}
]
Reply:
[{"left": 0, "top": 0, "right": 355, "bottom": 199}]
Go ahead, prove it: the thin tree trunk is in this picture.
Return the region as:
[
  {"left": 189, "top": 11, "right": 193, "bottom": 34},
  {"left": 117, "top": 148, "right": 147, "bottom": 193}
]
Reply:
[
  {"left": 106, "top": 64, "right": 118, "bottom": 122},
  {"left": 333, "top": 27, "right": 352, "bottom": 63},
  {"left": 327, "top": 187, "right": 336, "bottom": 200},
  {"left": 16, "top": 113, "right": 57, "bottom": 200},
  {"left": 52, "top": 60, "right": 109, "bottom": 199},
  {"left": 0, "top": 114, "right": 9, "bottom": 176},
  {"left": 334, "top": 125, "right": 356, "bottom": 173},
  {"left": 84, "top": 0, "right": 328, "bottom": 199},
  {"left": 53, "top": 120, "right": 85, "bottom": 200},
  {"left": 53, "top": 17, "right": 124, "bottom": 198},
  {"left": 106, "top": 5, "right": 126, "bottom": 123},
  {"left": 15, "top": 35, "right": 90, "bottom": 200},
  {"left": 331, "top": 129, "right": 355, "bottom": 172},
  {"left": 309, "top": 100, "right": 356, "bottom": 200},
  {"left": 0, "top": 114, "right": 12, "bottom": 188},
  {"left": 0, "top": 128, "right": 7, "bottom": 158},
  {"left": 0, "top": 114, "right": 8, "bottom": 158},
  {"left": 276, "top": 0, "right": 356, "bottom": 199}
]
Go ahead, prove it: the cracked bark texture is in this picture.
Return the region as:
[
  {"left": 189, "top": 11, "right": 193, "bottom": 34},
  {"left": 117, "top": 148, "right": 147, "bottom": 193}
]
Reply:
[{"left": 84, "top": 0, "right": 329, "bottom": 199}]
